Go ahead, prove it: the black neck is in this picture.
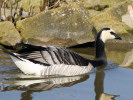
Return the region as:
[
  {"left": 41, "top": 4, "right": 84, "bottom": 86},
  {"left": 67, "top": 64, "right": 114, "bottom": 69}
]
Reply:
[
  {"left": 95, "top": 39, "right": 106, "bottom": 59},
  {"left": 90, "top": 34, "right": 107, "bottom": 67}
]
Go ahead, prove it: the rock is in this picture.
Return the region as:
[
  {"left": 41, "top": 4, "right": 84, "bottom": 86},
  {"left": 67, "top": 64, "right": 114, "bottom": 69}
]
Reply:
[
  {"left": 122, "top": 12, "right": 133, "bottom": 28},
  {"left": 16, "top": 3, "right": 95, "bottom": 47},
  {"left": 0, "top": 21, "right": 21, "bottom": 46},
  {"left": 79, "top": 0, "right": 127, "bottom": 7},
  {"left": 92, "top": 0, "right": 131, "bottom": 35},
  {"left": 78, "top": 0, "right": 133, "bottom": 43}
]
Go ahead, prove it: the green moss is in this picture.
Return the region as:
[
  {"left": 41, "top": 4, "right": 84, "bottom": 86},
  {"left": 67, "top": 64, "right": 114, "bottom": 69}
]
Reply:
[
  {"left": 91, "top": 0, "right": 131, "bottom": 35},
  {"left": 16, "top": 2, "right": 95, "bottom": 47},
  {"left": 0, "top": 21, "right": 21, "bottom": 46},
  {"left": 102, "top": 0, "right": 127, "bottom": 7}
]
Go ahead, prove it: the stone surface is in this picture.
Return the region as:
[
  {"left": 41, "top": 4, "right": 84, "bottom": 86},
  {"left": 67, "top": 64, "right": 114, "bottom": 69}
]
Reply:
[
  {"left": 122, "top": 13, "right": 133, "bottom": 28},
  {"left": 79, "top": 0, "right": 133, "bottom": 43},
  {"left": 92, "top": 0, "right": 131, "bottom": 34},
  {"left": 16, "top": 3, "right": 95, "bottom": 47},
  {"left": 79, "top": 0, "right": 127, "bottom": 7},
  {"left": 0, "top": 21, "right": 21, "bottom": 46},
  {"left": 2, "top": 0, "right": 133, "bottom": 47}
]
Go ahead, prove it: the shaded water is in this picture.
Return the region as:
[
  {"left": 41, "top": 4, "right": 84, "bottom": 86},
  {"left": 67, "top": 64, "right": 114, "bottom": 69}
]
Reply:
[{"left": 0, "top": 43, "right": 133, "bottom": 100}]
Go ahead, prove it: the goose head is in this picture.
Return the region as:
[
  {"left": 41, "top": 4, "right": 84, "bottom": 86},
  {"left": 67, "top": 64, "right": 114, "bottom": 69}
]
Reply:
[
  {"left": 98, "top": 28, "right": 122, "bottom": 43},
  {"left": 92, "top": 28, "right": 122, "bottom": 67}
]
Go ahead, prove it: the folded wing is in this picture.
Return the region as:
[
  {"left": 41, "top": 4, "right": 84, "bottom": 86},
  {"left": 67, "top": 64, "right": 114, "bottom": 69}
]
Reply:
[{"left": 17, "top": 45, "right": 90, "bottom": 66}]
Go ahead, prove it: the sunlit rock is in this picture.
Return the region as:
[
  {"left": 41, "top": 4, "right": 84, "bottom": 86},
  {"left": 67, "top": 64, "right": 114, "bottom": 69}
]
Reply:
[
  {"left": 92, "top": 1, "right": 130, "bottom": 34},
  {"left": 16, "top": 3, "right": 95, "bottom": 47},
  {"left": 75, "top": 0, "right": 133, "bottom": 43},
  {"left": 0, "top": 21, "right": 21, "bottom": 46}
]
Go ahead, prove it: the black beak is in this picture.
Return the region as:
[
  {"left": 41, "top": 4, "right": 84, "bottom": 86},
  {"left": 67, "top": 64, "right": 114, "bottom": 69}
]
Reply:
[{"left": 114, "top": 33, "right": 122, "bottom": 40}]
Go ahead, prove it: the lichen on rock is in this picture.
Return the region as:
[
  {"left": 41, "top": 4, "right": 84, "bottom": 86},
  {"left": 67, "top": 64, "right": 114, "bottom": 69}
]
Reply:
[
  {"left": 16, "top": 2, "right": 95, "bottom": 47},
  {"left": 92, "top": 0, "right": 131, "bottom": 34},
  {"left": 0, "top": 21, "right": 21, "bottom": 46}
]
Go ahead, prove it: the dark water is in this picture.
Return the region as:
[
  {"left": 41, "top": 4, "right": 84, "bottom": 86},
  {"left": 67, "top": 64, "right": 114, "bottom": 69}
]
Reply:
[{"left": 0, "top": 43, "right": 133, "bottom": 100}]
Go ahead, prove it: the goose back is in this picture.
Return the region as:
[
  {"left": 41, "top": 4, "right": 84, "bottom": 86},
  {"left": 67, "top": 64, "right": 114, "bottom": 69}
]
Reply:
[{"left": 17, "top": 45, "right": 90, "bottom": 66}]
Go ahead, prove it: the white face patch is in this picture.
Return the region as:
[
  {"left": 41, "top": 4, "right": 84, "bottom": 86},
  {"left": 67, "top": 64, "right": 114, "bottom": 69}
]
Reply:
[{"left": 100, "top": 29, "right": 116, "bottom": 43}]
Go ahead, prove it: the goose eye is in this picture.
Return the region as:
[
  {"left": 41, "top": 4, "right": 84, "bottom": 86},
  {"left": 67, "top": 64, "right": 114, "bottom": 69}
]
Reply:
[{"left": 110, "top": 31, "right": 115, "bottom": 35}]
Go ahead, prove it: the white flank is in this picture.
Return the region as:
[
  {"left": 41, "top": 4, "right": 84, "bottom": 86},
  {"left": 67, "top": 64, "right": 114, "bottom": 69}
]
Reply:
[
  {"left": 10, "top": 56, "right": 45, "bottom": 75},
  {"left": 10, "top": 55, "right": 94, "bottom": 76}
]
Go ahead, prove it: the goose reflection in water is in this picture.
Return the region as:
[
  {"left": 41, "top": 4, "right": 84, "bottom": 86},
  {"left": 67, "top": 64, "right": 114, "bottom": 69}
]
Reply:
[
  {"left": 94, "top": 70, "right": 119, "bottom": 100},
  {"left": 2, "top": 75, "right": 89, "bottom": 100},
  {"left": 2, "top": 75, "right": 89, "bottom": 91}
]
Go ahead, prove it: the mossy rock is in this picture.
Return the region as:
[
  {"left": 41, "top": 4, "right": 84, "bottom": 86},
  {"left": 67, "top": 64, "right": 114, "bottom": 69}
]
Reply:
[
  {"left": 16, "top": 2, "right": 95, "bottom": 47},
  {"left": 92, "top": 0, "right": 131, "bottom": 34},
  {"left": 0, "top": 21, "right": 21, "bottom": 46},
  {"left": 78, "top": 0, "right": 129, "bottom": 19},
  {"left": 102, "top": 0, "right": 128, "bottom": 7},
  {"left": 79, "top": 0, "right": 128, "bottom": 7}
]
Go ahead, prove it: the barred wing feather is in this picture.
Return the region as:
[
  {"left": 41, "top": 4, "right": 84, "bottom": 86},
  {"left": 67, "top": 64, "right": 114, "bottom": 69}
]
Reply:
[{"left": 17, "top": 46, "right": 90, "bottom": 66}]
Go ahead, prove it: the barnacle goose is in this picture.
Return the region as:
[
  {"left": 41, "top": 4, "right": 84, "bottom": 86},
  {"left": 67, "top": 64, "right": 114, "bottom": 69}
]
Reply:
[{"left": 3, "top": 28, "right": 122, "bottom": 76}]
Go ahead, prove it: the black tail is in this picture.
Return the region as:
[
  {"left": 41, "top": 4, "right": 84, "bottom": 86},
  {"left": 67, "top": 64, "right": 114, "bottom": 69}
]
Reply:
[
  {"left": 15, "top": 43, "right": 47, "bottom": 53},
  {"left": 2, "top": 49, "right": 23, "bottom": 61}
]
